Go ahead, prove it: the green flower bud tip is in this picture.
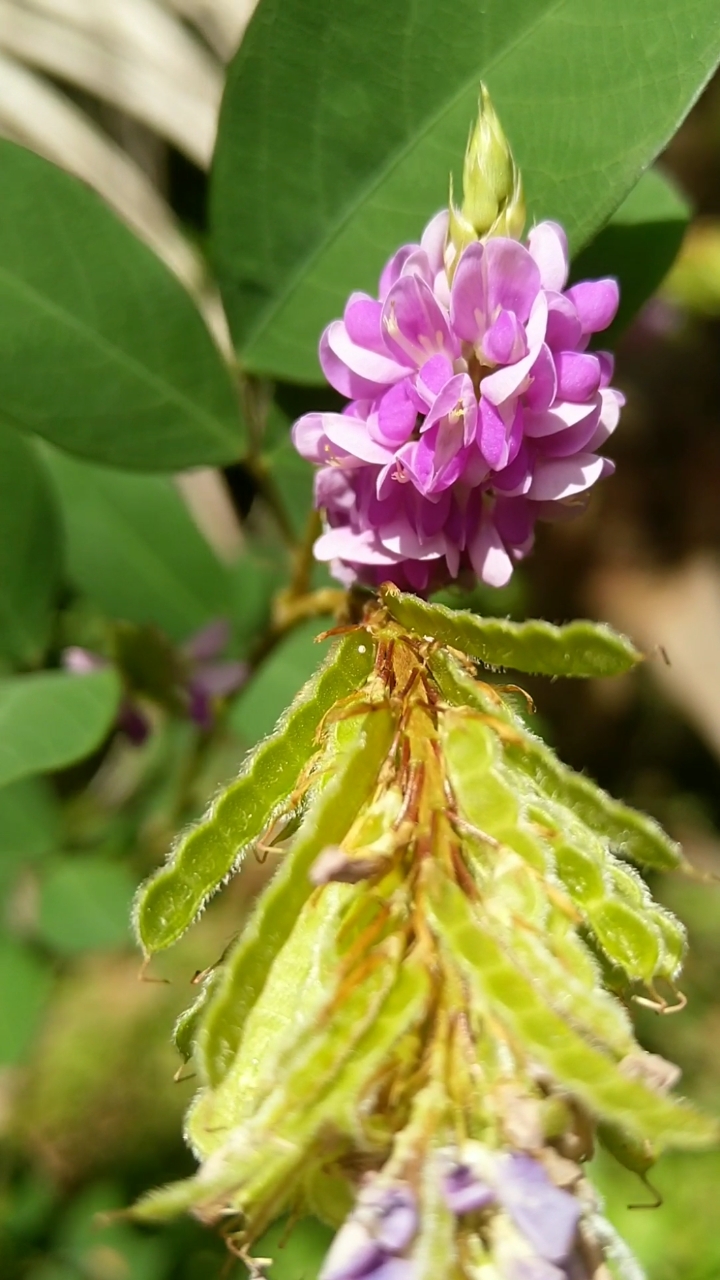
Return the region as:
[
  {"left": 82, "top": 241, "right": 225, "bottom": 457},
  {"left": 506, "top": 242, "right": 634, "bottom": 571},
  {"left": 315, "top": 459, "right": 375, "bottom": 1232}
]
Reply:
[
  {"left": 445, "top": 84, "right": 526, "bottom": 278},
  {"left": 132, "top": 595, "right": 716, "bottom": 1277}
]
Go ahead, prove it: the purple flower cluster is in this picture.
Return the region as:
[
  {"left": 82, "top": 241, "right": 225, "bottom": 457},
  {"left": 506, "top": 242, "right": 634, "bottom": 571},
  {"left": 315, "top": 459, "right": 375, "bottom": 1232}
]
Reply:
[
  {"left": 444, "top": 1150, "right": 585, "bottom": 1280},
  {"left": 320, "top": 1183, "right": 417, "bottom": 1280},
  {"left": 293, "top": 213, "right": 622, "bottom": 592}
]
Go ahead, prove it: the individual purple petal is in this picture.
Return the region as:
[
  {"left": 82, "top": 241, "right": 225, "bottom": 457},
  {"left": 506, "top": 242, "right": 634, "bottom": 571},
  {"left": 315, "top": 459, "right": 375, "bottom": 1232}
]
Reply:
[
  {"left": 468, "top": 517, "right": 513, "bottom": 587},
  {"left": 415, "top": 354, "right": 455, "bottom": 404},
  {"left": 544, "top": 292, "right": 583, "bottom": 351},
  {"left": 379, "top": 244, "right": 420, "bottom": 299},
  {"left": 324, "top": 415, "right": 396, "bottom": 465},
  {"left": 443, "top": 1165, "right": 496, "bottom": 1215},
  {"left": 320, "top": 1221, "right": 385, "bottom": 1280},
  {"left": 321, "top": 320, "right": 407, "bottom": 399},
  {"left": 420, "top": 208, "right": 449, "bottom": 275},
  {"left": 528, "top": 452, "right": 608, "bottom": 500},
  {"left": 497, "top": 1154, "right": 581, "bottom": 1264},
  {"left": 524, "top": 399, "right": 597, "bottom": 439},
  {"left": 493, "top": 443, "right": 532, "bottom": 496},
  {"left": 526, "top": 221, "right": 569, "bottom": 292},
  {"left": 481, "top": 346, "right": 539, "bottom": 407},
  {"left": 524, "top": 344, "right": 557, "bottom": 413},
  {"left": 421, "top": 373, "right": 477, "bottom": 444},
  {"left": 369, "top": 1188, "right": 418, "bottom": 1253},
  {"left": 539, "top": 404, "right": 602, "bottom": 458},
  {"left": 494, "top": 497, "right": 534, "bottom": 547},
  {"left": 375, "top": 382, "right": 419, "bottom": 447},
  {"left": 554, "top": 352, "right": 601, "bottom": 402},
  {"left": 483, "top": 308, "right": 528, "bottom": 365},
  {"left": 292, "top": 412, "right": 331, "bottom": 463},
  {"left": 62, "top": 646, "right": 106, "bottom": 675},
  {"left": 484, "top": 238, "right": 542, "bottom": 323},
  {"left": 449, "top": 242, "right": 489, "bottom": 342},
  {"left": 585, "top": 387, "right": 625, "bottom": 449},
  {"left": 565, "top": 278, "right": 619, "bottom": 334},
  {"left": 182, "top": 619, "right": 230, "bottom": 663},
  {"left": 596, "top": 350, "right": 615, "bottom": 387},
  {"left": 501, "top": 1258, "right": 567, "bottom": 1280},
  {"left": 191, "top": 661, "right": 248, "bottom": 700},
  {"left": 344, "top": 293, "right": 387, "bottom": 353},
  {"left": 478, "top": 397, "right": 510, "bottom": 469},
  {"left": 381, "top": 275, "right": 456, "bottom": 368},
  {"left": 314, "top": 526, "right": 401, "bottom": 565}
]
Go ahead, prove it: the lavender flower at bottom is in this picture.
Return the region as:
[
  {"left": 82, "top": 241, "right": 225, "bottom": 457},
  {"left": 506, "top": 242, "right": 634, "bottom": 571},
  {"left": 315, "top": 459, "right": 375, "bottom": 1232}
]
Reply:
[
  {"left": 293, "top": 215, "right": 622, "bottom": 593},
  {"left": 320, "top": 1183, "right": 417, "bottom": 1280}
]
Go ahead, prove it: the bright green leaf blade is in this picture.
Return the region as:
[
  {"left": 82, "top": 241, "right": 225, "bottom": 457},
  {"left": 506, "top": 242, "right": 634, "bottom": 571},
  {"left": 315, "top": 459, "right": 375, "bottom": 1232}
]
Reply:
[
  {"left": 431, "top": 650, "right": 683, "bottom": 871},
  {"left": 0, "top": 424, "right": 62, "bottom": 665},
  {"left": 383, "top": 587, "right": 642, "bottom": 677},
  {"left": 195, "top": 707, "right": 395, "bottom": 1087},
  {"left": 44, "top": 448, "right": 233, "bottom": 644},
  {"left": 572, "top": 167, "right": 690, "bottom": 338},
  {"left": 0, "top": 140, "right": 243, "bottom": 469},
  {"left": 0, "top": 938, "right": 53, "bottom": 1064},
  {"left": 427, "top": 871, "right": 716, "bottom": 1151},
  {"left": 211, "top": 0, "right": 720, "bottom": 381},
  {"left": 230, "top": 620, "right": 334, "bottom": 746},
  {"left": 134, "top": 632, "right": 375, "bottom": 954},
  {"left": 0, "top": 669, "right": 121, "bottom": 788},
  {"left": 38, "top": 856, "right": 135, "bottom": 954}
]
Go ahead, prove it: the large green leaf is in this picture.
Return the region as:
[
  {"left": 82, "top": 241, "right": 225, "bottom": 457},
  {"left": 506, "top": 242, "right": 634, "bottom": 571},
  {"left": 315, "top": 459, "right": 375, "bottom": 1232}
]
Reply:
[
  {"left": 0, "top": 140, "right": 243, "bottom": 469},
  {"left": 211, "top": 0, "right": 720, "bottom": 381},
  {"left": 0, "top": 776, "right": 60, "bottom": 904},
  {"left": 44, "top": 449, "right": 234, "bottom": 644},
  {"left": 38, "top": 856, "right": 135, "bottom": 955},
  {"left": 572, "top": 168, "right": 690, "bottom": 338},
  {"left": 0, "top": 669, "right": 121, "bottom": 788},
  {"left": 0, "top": 424, "right": 62, "bottom": 665}
]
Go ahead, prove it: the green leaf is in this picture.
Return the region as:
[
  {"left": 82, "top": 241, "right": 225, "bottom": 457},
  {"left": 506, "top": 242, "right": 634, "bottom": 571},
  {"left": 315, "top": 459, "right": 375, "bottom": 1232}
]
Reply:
[
  {"left": 230, "top": 620, "right": 334, "bottom": 746},
  {"left": 0, "top": 140, "right": 242, "bottom": 469},
  {"left": 571, "top": 167, "right": 690, "bottom": 338},
  {"left": 383, "top": 586, "right": 642, "bottom": 677},
  {"left": 0, "top": 424, "right": 62, "bottom": 665},
  {"left": 134, "top": 632, "right": 375, "bottom": 954},
  {"left": 37, "top": 856, "right": 135, "bottom": 954},
  {"left": 0, "top": 669, "right": 121, "bottom": 788},
  {"left": 44, "top": 448, "right": 233, "bottom": 644},
  {"left": 0, "top": 938, "right": 52, "bottom": 1064},
  {"left": 211, "top": 0, "right": 720, "bottom": 381}
]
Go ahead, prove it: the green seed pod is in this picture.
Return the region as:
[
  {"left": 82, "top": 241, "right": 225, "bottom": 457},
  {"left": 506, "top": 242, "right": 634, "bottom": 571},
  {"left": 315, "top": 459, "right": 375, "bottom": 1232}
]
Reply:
[{"left": 587, "top": 898, "right": 663, "bottom": 984}]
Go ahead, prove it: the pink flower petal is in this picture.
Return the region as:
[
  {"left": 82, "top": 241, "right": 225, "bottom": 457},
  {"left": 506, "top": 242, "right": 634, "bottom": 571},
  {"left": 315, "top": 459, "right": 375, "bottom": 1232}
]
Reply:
[
  {"left": 379, "top": 244, "right": 419, "bottom": 299},
  {"left": 481, "top": 345, "right": 539, "bottom": 406},
  {"left": 376, "top": 381, "right": 418, "bottom": 447},
  {"left": 416, "top": 354, "right": 454, "bottom": 404},
  {"left": 565, "top": 278, "right": 619, "bottom": 334},
  {"left": 420, "top": 209, "right": 449, "bottom": 276},
  {"left": 382, "top": 275, "right": 456, "bottom": 368},
  {"left": 527, "top": 221, "right": 569, "bottom": 292},
  {"left": 524, "top": 343, "right": 557, "bottom": 412},
  {"left": 524, "top": 400, "right": 598, "bottom": 438},
  {"left": 320, "top": 321, "right": 406, "bottom": 398},
  {"left": 545, "top": 292, "right": 583, "bottom": 350},
  {"left": 478, "top": 397, "right": 509, "bottom": 470},
  {"left": 344, "top": 293, "right": 385, "bottom": 353},
  {"left": 323, "top": 415, "right": 395, "bottom": 465},
  {"left": 314, "top": 526, "right": 401, "bottom": 565},
  {"left": 421, "top": 373, "right": 477, "bottom": 442},
  {"left": 469, "top": 519, "right": 514, "bottom": 587},
  {"left": 450, "top": 242, "right": 488, "bottom": 343},
  {"left": 483, "top": 308, "right": 527, "bottom": 365},
  {"left": 554, "top": 351, "right": 602, "bottom": 402},
  {"left": 528, "top": 452, "right": 609, "bottom": 500},
  {"left": 484, "top": 238, "right": 542, "bottom": 323}
]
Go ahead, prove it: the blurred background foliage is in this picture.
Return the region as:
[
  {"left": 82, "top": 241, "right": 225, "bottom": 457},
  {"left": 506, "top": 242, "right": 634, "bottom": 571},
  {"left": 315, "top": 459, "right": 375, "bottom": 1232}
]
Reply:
[{"left": 1, "top": 2, "right": 720, "bottom": 1279}]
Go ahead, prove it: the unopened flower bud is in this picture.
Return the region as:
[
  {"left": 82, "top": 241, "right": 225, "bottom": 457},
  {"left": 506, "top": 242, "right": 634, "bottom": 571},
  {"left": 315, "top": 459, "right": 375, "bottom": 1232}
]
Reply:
[{"left": 445, "top": 84, "right": 526, "bottom": 279}]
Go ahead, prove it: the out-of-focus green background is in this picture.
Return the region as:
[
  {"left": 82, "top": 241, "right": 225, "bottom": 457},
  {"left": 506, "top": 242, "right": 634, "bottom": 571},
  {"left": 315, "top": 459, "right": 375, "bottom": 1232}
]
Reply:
[{"left": 2, "top": 4, "right": 720, "bottom": 1278}]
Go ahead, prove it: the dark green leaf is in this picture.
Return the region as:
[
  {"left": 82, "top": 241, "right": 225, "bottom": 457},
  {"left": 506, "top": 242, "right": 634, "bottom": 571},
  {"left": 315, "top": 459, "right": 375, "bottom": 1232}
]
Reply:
[
  {"left": 0, "top": 938, "right": 52, "bottom": 1064},
  {"left": 38, "top": 856, "right": 135, "bottom": 954},
  {"left": 0, "top": 140, "right": 243, "bottom": 469},
  {"left": 0, "top": 669, "right": 121, "bottom": 788},
  {"left": 572, "top": 168, "right": 690, "bottom": 338},
  {"left": 211, "top": 0, "right": 720, "bottom": 380},
  {"left": 44, "top": 448, "right": 233, "bottom": 643},
  {"left": 0, "top": 423, "right": 62, "bottom": 665}
]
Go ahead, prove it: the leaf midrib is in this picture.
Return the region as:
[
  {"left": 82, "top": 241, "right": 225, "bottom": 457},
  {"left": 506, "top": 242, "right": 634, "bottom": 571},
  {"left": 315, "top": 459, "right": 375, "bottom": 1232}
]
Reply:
[
  {"left": 237, "top": 0, "right": 567, "bottom": 354},
  {"left": 0, "top": 263, "right": 235, "bottom": 445}
]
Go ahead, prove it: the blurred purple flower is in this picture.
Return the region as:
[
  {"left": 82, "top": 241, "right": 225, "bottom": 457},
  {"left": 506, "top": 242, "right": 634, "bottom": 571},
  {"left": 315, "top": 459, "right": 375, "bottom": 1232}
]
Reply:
[
  {"left": 320, "top": 1183, "right": 417, "bottom": 1280},
  {"left": 62, "top": 620, "right": 247, "bottom": 742},
  {"left": 293, "top": 213, "right": 622, "bottom": 592},
  {"left": 443, "top": 1150, "right": 581, "bottom": 1273}
]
